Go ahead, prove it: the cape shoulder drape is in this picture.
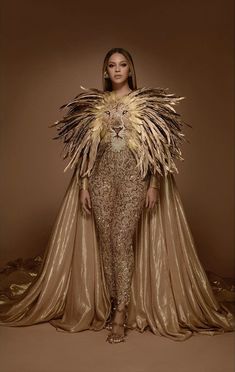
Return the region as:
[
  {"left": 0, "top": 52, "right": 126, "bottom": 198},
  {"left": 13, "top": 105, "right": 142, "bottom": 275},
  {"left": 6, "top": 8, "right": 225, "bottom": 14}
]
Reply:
[{"left": 0, "top": 87, "right": 234, "bottom": 341}]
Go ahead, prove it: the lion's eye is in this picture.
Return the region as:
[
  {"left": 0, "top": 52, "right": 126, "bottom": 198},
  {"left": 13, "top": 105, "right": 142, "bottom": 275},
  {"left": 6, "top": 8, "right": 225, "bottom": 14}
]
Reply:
[
  {"left": 104, "top": 110, "right": 110, "bottom": 116},
  {"left": 122, "top": 110, "right": 128, "bottom": 115}
]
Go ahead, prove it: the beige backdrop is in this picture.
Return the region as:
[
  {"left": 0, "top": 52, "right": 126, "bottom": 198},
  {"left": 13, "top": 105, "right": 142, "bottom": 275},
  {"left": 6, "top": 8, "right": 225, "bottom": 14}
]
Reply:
[{"left": 0, "top": 0, "right": 234, "bottom": 278}]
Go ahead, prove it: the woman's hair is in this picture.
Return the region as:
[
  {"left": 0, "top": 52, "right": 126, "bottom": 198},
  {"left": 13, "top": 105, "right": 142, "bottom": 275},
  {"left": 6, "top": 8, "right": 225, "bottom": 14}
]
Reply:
[{"left": 102, "top": 47, "right": 137, "bottom": 92}]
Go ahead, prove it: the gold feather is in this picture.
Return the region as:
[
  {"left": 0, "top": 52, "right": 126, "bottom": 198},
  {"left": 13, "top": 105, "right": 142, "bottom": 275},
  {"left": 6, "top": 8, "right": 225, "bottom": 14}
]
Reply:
[{"left": 51, "top": 86, "right": 190, "bottom": 179}]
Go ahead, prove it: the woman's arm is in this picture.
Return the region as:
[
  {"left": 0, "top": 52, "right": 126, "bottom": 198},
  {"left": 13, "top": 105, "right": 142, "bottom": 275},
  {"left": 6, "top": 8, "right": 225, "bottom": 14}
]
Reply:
[
  {"left": 145, "top": 172, "right": 160, "bottom": 209},
  {"left": 79, "top": 176, "right": 91, "bottom": 214},
  {"left": 75, "top": 158, "right": 90, "bottom": 191},
  {"left": 148, "top": 172, "right": 160, "bottom": 190},
  {"left": 76, "top": 164, "right": 91, "bottom": 214},
  {"left": 79, "top": 176, "right": 89, "bottom": 191}
]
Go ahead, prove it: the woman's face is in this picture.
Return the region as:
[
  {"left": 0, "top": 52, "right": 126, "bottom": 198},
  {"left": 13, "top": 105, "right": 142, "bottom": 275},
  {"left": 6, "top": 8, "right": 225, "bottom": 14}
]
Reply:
[{"left": 106, "top": 53, "right": 130, "bottom": 85}]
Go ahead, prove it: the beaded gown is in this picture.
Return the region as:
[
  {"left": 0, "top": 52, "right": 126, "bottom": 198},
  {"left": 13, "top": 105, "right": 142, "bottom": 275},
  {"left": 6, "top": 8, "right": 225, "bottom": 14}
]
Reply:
[
  {"left": 0, "top": 87, "right": 234, "bottom": 341},
  {"left": 89, "top": 136, "right": 149, "bottom": 307}
]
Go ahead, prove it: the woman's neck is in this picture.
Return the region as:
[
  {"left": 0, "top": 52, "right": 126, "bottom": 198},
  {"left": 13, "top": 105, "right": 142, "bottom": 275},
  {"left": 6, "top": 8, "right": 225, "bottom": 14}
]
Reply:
[{"left": 111, "top": 83, "right": 132, "bottom": 98}]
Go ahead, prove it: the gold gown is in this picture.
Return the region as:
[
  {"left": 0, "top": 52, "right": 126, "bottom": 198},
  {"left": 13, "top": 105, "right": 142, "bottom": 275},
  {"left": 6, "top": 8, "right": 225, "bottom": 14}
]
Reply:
[
  {"left": 0, "top": 170, "right": 234, "bottom": 341},
  {"left": 89, "top": 139, "right": 149, "bottom": 307},
  {"left": 0, "top": 88, "right": 234, "bottom": 341}
]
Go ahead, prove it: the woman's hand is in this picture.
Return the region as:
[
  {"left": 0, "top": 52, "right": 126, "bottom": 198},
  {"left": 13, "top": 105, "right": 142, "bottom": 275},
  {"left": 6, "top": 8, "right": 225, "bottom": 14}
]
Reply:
[
  {"left": 145, "top": 187, "right": 159, "bottom": 209},
  {"left": 79, "top": 189, "right": 92, "bottom": 215}
]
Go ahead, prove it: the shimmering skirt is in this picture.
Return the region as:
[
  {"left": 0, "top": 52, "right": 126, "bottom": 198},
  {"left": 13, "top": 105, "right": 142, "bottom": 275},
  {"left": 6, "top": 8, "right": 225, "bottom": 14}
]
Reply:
[{"left": 89, "top": 144, "right": 148, "bottom": 306}]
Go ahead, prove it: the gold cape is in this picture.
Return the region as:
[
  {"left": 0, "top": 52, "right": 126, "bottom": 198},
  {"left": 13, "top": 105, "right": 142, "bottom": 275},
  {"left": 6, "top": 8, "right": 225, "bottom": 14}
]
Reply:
[{"left": 0, "top": 171, "right": 234, "bottom": 341}]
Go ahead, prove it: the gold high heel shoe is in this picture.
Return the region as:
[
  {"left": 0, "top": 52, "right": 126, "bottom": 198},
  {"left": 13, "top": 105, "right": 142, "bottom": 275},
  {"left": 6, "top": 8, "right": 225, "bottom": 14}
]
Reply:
[
  {"left": 106, "top": 306, "right": 128, "bottom": 344},
  {"left": 105, "top": 299, "right": 117, "bottom": 331}
]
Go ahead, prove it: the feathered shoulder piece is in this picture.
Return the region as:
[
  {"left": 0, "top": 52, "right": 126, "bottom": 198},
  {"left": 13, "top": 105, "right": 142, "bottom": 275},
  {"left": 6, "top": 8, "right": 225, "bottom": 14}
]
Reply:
[{"left": 50, "top": 86, "right": 190, "bottom": 178}]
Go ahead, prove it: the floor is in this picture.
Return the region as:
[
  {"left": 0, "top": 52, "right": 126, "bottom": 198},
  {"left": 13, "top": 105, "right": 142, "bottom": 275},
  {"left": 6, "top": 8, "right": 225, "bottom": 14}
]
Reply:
[{"left": 0, "top": 323, "right": 234, "bottom": 372}]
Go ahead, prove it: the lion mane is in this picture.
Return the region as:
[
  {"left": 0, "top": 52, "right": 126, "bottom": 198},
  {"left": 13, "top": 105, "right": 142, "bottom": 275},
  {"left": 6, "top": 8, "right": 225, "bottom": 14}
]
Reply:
[{"left": 51, "top": 86, "right": 190, "bottom": 178}]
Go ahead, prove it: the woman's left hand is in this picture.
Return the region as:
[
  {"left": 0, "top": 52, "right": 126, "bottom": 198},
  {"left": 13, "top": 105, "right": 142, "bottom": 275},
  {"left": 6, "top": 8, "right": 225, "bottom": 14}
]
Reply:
[{"left": 145, "top": 187, "right": 159, "bottom": 209}]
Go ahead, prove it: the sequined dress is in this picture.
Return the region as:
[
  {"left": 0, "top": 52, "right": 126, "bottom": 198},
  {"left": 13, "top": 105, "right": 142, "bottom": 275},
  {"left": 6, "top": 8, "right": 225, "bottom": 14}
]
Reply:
[{"left": 89, "top": 139, "right": 149, "bottom": 306}]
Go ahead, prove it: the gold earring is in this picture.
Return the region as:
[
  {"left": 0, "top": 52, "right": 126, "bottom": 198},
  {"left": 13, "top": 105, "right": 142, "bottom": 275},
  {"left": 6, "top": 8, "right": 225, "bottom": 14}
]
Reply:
[{"left": 104, "top": 71, "right": 109, "bottom": 79}]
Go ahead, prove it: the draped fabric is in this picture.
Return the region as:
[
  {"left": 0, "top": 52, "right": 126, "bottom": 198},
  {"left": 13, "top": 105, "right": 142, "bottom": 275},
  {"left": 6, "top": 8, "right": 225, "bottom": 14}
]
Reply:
[{"left": 0, "top": 172, "right": 234, "bottom": 341}]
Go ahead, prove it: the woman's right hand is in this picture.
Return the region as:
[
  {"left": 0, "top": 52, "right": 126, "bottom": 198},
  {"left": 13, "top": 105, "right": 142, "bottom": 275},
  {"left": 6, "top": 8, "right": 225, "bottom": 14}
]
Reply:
[{"left": 79, "top": 189, "right": 92, "bottom": 215}]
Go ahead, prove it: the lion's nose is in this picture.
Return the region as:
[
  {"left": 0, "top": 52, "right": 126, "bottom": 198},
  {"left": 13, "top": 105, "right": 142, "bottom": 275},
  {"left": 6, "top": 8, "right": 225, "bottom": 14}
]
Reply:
[{"left": 113, "top": 126, "right": 122, "bottom": 135}]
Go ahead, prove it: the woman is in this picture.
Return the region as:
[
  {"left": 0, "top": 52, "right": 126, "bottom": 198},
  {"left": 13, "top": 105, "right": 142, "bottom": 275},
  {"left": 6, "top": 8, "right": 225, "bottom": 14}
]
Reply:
[
  {"left": 80, "top": 49, "right": 160, "bottom": 343},
  {"left": 0, "top": 48, "right": 234, "bottom": 344}
]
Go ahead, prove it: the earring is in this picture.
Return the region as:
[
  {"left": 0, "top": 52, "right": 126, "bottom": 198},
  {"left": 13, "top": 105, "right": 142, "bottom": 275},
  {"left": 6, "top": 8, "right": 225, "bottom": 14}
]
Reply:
[
  {"left": 104, "top": 71, "right": 109, "bottom": 79},
  {"left": 128, "top": 71, "right": 132, "bottom": 76}
]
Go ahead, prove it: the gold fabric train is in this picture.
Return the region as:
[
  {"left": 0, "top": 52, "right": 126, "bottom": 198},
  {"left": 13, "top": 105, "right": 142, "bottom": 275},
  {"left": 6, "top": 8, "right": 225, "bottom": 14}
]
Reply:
[{"left": 0, "top": 171, "right": 234, "bottom": 341}]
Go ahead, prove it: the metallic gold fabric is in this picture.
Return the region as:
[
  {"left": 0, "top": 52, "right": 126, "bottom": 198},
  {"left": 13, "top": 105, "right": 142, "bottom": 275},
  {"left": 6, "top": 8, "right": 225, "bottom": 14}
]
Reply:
[
  {"left": 0, "top": 172, "right": 234, "bottom": 340},
  {"left": 79, "top": 176, "right": 89, "bottom": 190}
]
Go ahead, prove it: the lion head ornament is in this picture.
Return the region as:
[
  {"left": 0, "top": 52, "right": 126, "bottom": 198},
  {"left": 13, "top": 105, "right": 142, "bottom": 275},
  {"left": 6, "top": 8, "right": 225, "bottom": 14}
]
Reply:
[
  {"left": 95, "top": 93, "right": 139, "bottom": 153},
  {"left": 51, "top": 86, "right": 190, "bottom": 178}
]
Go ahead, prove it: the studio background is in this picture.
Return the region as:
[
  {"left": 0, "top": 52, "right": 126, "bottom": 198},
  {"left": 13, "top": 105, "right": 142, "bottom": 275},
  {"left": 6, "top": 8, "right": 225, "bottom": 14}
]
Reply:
[{"left": 0, "top": 0, "right": 234, "bottom": 278}]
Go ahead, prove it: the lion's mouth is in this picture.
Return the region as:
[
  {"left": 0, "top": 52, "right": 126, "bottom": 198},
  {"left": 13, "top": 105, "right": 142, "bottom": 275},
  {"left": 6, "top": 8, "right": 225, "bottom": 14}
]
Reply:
[{"left": 114, "top": 134, "right": 123, "bottom": 138}]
